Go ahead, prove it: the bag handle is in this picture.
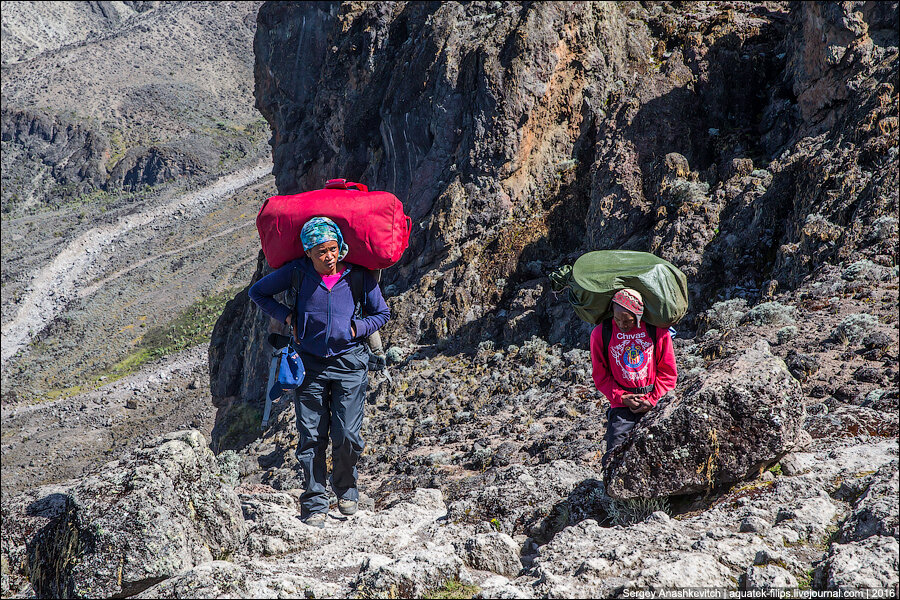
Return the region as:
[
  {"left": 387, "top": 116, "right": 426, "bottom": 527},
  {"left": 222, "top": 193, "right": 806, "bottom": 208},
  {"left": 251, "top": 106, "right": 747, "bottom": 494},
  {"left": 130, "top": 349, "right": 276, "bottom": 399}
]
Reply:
[{"left": 324, "top": 178, "right": 369, "bottom": 192}]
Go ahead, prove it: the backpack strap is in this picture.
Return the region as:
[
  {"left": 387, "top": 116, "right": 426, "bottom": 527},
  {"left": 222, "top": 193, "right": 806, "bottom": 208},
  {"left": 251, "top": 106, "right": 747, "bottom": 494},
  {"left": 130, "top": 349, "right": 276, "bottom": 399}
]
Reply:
[
  {"left": 289, "top": 267, "right": 304, "bottom": 342},
  {"left": 601, "top": 317, "right": 660, "bottom": 371},
  {"left": 349, "top": 266, "right": 367, "bottom": 319},
  {"left": 601, "top": 317, "right": 613, "bottom": 370}
]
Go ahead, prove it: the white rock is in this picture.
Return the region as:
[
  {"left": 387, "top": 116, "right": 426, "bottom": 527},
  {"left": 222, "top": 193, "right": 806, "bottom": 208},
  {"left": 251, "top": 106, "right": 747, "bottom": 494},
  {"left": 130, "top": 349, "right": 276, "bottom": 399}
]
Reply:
[
  {"left": 460, "top": 532, "right": 522, "bottom": 577},
  {"left": 817, "top": 535, "right": 900, "bottom": 590},
  {"left": 743, "top": 564, "right": 799, "bottom": 589}
]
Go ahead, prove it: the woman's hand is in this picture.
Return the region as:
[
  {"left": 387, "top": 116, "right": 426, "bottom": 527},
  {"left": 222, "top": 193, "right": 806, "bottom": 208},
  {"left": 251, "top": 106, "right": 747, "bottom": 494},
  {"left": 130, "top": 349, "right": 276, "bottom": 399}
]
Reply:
[
  {"left": 285, "top": 314, "right": 292, "bottom": 327},
  {"left": 351, "top": 323, "right": 357, "bottom": 338}
]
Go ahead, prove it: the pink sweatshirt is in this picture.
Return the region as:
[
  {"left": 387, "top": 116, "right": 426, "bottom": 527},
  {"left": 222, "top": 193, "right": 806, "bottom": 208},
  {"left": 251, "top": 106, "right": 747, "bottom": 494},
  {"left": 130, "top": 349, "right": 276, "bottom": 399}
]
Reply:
[
  {"left": 320, "top": 267, "right": 346, "bottom": 290},
  {"left": 590, "top": 321, "right": 678, "bottom": 408}
]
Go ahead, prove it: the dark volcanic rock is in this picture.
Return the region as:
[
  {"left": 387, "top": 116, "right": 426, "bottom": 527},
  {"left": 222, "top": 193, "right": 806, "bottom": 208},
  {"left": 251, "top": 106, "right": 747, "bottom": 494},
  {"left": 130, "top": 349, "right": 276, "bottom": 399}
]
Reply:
[
  {"left": 604, "top": 341, "right": 806, "bottom": 499},
  {"left": 0, "top": 107, "right": 109, "bottom": 207}
]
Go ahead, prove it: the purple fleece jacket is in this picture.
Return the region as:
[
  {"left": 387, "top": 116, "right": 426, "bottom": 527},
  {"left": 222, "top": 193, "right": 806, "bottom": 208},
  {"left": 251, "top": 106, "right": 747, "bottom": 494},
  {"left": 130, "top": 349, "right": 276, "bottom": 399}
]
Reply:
[{"left": 249, "top": 258, "right": 390, "bottom": 358}]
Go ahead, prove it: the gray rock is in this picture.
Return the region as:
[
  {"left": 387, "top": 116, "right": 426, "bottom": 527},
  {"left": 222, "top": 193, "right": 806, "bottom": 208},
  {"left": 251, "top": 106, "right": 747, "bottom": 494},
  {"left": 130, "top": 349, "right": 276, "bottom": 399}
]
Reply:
[
  {"left": 739, "top": 516, "right": 771, "bottom": 534},
  {"left": 446, "top": 461, "right": 601, "bottom": 541},
  {"left": 605, "top": 342, "right": 806, "bottom": 499},
  {"left": 637, "top": 552, "right": 734, "bottom": 588},
  {"left": 134, "top": 561, "right": 248, "bottom": 599},
  {"left": 476, "top": 575, "right": 535, "bottom": 599},
  {"left": 815, "top": 535, "right": 899, "bottom": 590},
  {"left": 240, "top": 492, "right": 321, "bottom": 556},
  {"left": 0, "top": 483, "right": 71, "bottom": 598},
  {"left": 743, "top": 564, "right": 798, "bottom": 590},
  {"left": 773, "top": 492, "right": 842, "bottom": 542},
  {"left": 459, "top": 532, "right": 522, "bottom": 577},
  {"left": 25, "top": 430, "right": 246, "bottom": 599},
  {"left": 354, "top": 547, "right": 466, "bottom": 598},
  {"left": 837, "top": 461, "right": 899, "bottom": 543}
]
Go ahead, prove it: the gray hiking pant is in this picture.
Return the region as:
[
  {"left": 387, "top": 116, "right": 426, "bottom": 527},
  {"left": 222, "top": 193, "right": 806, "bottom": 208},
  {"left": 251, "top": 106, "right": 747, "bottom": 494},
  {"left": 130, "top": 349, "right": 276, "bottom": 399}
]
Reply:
[
  {"left": 602, "top": 407, "right": 644, "bottom": 468},
  {"left": 293, "top": 345, "right": 368, "bottom": 517}
]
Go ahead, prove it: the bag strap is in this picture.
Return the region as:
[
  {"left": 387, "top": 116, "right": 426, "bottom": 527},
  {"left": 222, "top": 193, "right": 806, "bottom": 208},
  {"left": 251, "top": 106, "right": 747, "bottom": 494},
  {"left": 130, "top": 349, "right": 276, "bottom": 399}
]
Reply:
[
  {"left": 601, "top": 317, "right": 613, "bottom": 371},
  {"left": 602, "top": 318, "right": 659, "bottom": 365},
  {"left": 350, "top": 267, "right": 367, "bottom": 319},
  {"left": 290, "top": 267, "right": 304, "bottom": 342}
]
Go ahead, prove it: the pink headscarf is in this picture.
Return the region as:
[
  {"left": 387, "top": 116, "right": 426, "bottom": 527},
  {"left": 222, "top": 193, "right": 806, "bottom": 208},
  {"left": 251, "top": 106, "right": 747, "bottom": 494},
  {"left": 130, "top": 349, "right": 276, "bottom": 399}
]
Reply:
[{"left": 612, "top": 288, "right": 644, "bottom": 324}]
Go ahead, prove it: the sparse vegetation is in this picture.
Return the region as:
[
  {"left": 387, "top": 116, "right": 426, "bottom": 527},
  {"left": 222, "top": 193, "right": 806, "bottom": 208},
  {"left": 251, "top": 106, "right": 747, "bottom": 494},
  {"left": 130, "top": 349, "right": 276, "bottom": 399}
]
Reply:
[
  {"left": 422, "top": 579, "right": 481, "bottom": 600},
  {"left": 776, "top": 325, "right": 798, "bottom": 344},
  {"left": 743, "top": 301, "right": 796, "bottom": 327},
  {"left": 139, "top": 287, "right": 241, "bottom": 358},
  {"left": 100, "top": 287, "right": 241, "bottom": 383},
  {"left": 830, "top": 313, "right": 879, "bottom": 345},
  {"left": 702, "top": 299, "right": 747, "bottom": 331},
  {"left": 602, "top": 495, "right": 671, "bottom": 526}
]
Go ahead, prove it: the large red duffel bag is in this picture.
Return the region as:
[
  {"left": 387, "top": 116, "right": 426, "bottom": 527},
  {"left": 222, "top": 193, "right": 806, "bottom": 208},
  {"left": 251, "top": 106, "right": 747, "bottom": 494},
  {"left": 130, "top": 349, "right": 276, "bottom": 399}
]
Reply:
[{"left": 256, "top": 179, "right": 412, "bottom": 270}]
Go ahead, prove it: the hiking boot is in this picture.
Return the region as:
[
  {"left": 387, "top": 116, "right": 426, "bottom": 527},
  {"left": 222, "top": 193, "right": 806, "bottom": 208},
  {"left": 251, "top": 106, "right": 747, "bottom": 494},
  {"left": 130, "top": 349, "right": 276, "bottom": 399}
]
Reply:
[
  {"left": 304, "top": 512, "right": 327, "bottom": 529},
  {"left": 338, "top": 499, "right": 358, "bottom": 515}
]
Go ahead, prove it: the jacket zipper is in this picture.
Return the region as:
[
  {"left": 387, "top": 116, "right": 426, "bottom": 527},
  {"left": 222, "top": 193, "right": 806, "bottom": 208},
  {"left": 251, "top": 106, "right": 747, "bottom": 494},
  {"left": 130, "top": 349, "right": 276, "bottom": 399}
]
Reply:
[
  {"left": 325, "top": 286, "right": 332, "bottom": 357},
  {"left": 323, "top": 267, "right": 353, "bottom": 357}
]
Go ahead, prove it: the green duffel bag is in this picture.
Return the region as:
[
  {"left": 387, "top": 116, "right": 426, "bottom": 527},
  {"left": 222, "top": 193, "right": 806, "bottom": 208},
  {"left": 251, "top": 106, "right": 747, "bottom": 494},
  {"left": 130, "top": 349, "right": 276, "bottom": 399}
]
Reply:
[{"left": 549, "top": 251, "right": 689, "bottom": 327}]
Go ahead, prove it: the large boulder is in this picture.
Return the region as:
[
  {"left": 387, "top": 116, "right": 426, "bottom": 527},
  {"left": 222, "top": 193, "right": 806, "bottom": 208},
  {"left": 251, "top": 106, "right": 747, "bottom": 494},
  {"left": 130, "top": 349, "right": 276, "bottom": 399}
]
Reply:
[
  {"left": 604, "top": 341, "right": 806, "bottom": 499},
  {"left": 24, "top": 430, "right": 246, "bottom": 599}
]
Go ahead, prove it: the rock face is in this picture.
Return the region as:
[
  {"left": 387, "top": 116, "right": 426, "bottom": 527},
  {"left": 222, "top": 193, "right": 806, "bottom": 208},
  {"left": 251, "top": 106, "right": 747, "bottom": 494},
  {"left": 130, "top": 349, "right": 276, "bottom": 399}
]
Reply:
[
  {"left": 19, "top": 430, "right": 246, "bottom": 599},
  {"left": 604, "top": 341, "right": 806, "bottom": 499},
  {"left": 214, "top": 0, "right": 899, "bottom": 414}
]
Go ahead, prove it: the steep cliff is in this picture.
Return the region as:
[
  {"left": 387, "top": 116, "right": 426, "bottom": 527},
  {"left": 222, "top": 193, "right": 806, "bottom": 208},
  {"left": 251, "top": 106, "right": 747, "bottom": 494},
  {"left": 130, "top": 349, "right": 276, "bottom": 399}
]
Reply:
[{"left": 211, "top": 0, "right": 898, "bottom": 411}]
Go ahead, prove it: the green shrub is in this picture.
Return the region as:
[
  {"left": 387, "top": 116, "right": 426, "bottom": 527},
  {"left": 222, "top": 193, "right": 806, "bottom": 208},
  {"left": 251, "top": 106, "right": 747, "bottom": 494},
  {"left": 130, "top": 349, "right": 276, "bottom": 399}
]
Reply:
[
  {"left": 841, "top": 259, "right": 877, "bottom": 281},
  {"left": 602, "top": 496, "right": 670, "bottom": 526},
  {"left": 103, "top": 287, "right": 240, "bottom": 381},
  {"left": 776, "top": 326, "right": 798, "bottom": 345},
  {"left": 703, "top": 299, "right": 748, "bottom": 331},
  {"left": 831, "top": 313, "right": 879, "bottom": 345},
  {"left": 743, "top": 301, "right": 796, "bottom": 327},
  {"left": 139, "top": 287, "right": 240, "bottom": 359},
  {"left": 422, "top": 579, "right": 481, "bottom": 600}
]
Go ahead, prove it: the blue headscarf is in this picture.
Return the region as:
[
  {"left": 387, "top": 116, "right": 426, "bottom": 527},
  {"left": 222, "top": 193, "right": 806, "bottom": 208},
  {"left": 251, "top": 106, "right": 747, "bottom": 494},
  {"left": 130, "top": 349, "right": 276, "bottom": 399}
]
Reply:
[{"left": 300, "top": 217, "right": 349, "bottom": 260}]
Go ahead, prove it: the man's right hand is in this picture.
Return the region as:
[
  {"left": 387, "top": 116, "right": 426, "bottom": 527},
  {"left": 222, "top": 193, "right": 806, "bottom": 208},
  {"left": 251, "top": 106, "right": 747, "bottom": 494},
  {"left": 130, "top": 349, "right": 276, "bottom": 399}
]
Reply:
[
  {"left": 623, "top": 393, "right": 652, "bottom": 414},
  {"left": 622, "top": 394, "right": 641, "bottom": 410}
]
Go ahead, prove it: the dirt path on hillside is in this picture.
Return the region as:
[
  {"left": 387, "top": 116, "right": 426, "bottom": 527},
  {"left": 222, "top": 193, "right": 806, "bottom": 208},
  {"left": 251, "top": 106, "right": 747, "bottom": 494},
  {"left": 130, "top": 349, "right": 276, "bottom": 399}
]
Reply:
[{"left": 0, "top": 164, "right": 271, "bottom": 367}]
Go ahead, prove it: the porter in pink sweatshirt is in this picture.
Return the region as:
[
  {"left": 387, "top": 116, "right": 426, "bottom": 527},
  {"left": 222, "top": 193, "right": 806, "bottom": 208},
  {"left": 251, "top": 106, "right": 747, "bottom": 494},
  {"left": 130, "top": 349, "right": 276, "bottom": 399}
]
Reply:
[{"left": 590, "top": 321, "right": 678, "bottom": 409}]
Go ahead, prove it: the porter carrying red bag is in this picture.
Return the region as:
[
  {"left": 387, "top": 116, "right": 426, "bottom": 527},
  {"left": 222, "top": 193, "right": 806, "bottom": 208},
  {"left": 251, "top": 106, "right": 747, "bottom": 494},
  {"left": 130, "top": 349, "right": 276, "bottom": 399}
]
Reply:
[{"left": 256, "top": 179, "right": 412, "bottom": 270}]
